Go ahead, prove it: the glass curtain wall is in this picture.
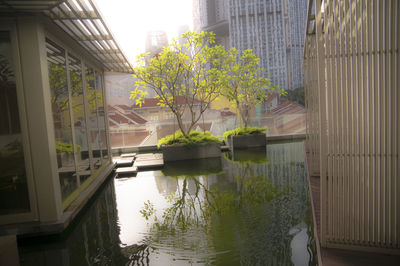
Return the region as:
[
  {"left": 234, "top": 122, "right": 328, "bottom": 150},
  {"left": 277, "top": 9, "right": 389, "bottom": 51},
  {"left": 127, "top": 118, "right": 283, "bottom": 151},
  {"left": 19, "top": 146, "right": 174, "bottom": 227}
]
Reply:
[
  {"left": 68, "top": 53, "right": 91, "bottom": 184},
  {"left": 106, "top": 75, "right": 306, "bottom": 148},
  {"left": 46, "top": 38, "right": 109, "bottom": 204},
  {"left": 46, "top": 39, "right": 77, "bottom": 201},
  {"left": 95, "top": 74, "right": 109, "bottom": 160},
  {"left": 0, "top": 31, "right": 30, "bottom": 215},
  {"left": 85, "top": 67, "right": 101, "bottom": 170}
]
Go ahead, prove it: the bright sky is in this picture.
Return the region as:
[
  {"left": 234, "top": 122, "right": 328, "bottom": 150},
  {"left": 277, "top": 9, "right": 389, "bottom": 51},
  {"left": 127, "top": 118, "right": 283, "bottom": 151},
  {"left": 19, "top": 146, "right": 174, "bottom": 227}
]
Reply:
[{"left": 95, "top": 0, "right": 193, "bottom": 65}]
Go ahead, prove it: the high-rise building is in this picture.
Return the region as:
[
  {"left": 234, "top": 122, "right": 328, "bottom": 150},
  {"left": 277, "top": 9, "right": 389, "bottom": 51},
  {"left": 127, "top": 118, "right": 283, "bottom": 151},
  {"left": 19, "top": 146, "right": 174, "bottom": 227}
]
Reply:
[
  {"left": 145, "top": 30, "right": 168, "bottom": 58},
  {"left": 193, "top": 0, "right": 230, "bottom": 48},
  {"left": 194, "top": 0, "right": 307, "bottom": 90}
]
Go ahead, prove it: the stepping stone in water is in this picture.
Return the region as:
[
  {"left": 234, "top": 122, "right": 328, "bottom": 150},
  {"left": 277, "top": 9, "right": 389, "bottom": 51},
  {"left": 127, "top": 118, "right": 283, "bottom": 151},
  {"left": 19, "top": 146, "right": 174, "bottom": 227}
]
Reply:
[
  {"left": 134, "top": 153, "right": 164, "bottom": 170},
  {"left": 116, "top": 166, "right": 138, "bottom": 177},
  {"left": 120, "top": 153, "right": 136, "bottom": 158},
  {"left": 115, "top": 157, "right": 134, "bottom": 167}
]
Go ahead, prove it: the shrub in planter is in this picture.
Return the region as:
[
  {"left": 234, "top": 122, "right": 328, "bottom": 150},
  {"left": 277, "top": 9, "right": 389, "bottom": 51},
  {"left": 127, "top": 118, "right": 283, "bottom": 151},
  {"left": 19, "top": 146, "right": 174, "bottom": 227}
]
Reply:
[
  {"left": 223, "top": 126, "right": 267, "bottom": 149},
  {"left": 158, "top": 131, "right": 223, "bottom": 161}
]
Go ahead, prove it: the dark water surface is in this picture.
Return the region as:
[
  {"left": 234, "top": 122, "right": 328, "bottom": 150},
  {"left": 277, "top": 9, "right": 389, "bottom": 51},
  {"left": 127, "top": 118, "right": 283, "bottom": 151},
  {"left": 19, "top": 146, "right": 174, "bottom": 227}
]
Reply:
[{"left": 19, "top": 141, "right": 317, "bottom": 265}]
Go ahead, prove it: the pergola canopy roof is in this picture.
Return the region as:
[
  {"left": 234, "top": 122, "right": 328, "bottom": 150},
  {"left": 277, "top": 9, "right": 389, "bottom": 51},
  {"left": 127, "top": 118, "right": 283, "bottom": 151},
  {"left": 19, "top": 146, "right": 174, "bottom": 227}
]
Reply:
[{"left": 0, "top": 0, "right": 134, "bottom": 73}]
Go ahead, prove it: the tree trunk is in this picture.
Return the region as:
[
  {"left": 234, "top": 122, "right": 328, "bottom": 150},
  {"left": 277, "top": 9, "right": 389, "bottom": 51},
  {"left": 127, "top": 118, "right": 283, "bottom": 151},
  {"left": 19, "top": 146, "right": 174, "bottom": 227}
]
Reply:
[
  {"left": 236, "top": 102, "right": 247, "bottom": 128},
  {"left": 175, "top": 113, "right": 187, "bottom": 137}
]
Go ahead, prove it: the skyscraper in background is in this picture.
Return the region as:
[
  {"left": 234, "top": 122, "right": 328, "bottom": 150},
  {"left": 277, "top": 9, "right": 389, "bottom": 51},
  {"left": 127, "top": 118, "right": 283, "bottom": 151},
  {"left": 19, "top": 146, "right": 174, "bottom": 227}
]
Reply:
[
  {"left": 145, "top": 30, "right": 168, "bottom": 58},
  {"left": 193, "top": 0, "right": 230, "bottom": 48},
  {"left": 193, "top": 0, "right": 307, "bottom": 91}
]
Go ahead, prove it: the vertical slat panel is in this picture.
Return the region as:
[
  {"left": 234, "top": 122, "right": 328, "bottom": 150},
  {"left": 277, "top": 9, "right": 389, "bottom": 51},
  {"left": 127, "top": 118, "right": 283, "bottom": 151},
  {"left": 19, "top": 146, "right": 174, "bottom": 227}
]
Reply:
[
  {"left": 352, "top": 0, "right": 361, "bottom": 243},
  {"left": 395, "top": 0, "right": 400, "bottom": 249},
  {"left": 334, "top": 0, "right": 340, "bottom": 242},
  {"left": 348, "top": 0, "right": 354, "bottom": 242},
  {"left": 367, "top": 0, "right": 374, "bottom": 244},
  {"left": 382, "top": 0, "right": 389, "bottom": 246},
  {"left": 361, "top": 0, "right": 368, "bottom": 243},
  {"left": 379, "top": 0, "right": 384, "bottom": 245},
  {"left": 339, "top": 0, "right": 345, "bottom": 242},
  {"left": 355, "top": 0, "right": 362, "bottom": 243},
  {"left": 374, "top": 0, "right": 380, "bottom": 244},
  {"left": 345, "top": 0, "right": 352, "bottom": 242},
  {"left": 326, "top": 0, "right": 333, "bottom": 242},
  {"left": 315, "top": 0, "right": 327, "bottom": 246},
  {"left": 304, "top": 0, "right": 398, "bottom": 251},
  {"left": 343, "top": 0, "right": 348, "bottom": 242},
  {"left": 385, "top": 0, "right": 391, "bottom": 246}
]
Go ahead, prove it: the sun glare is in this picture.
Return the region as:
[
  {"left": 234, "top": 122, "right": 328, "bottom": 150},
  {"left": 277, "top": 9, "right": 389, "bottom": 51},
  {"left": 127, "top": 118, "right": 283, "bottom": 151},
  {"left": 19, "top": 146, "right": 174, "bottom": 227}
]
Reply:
[{"left": 95, "top": 0, "right": 193, "bottom": 64}]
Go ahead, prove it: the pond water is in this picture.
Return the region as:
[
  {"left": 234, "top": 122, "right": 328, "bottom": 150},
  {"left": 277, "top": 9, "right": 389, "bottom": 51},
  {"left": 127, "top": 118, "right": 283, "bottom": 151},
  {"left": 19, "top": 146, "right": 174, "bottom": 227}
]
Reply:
[{"left": 18, "top": 141, "right": 317, "bottom": 266}]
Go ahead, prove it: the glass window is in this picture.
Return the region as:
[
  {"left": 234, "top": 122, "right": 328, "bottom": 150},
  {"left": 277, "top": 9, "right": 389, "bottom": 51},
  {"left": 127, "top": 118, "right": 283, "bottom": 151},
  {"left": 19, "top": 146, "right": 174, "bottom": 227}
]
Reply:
[
  {"left": 68, "top": 53, "right": 90, "bottom": 184},
  {"left": 0, "top": 31, "right": 30, "bottom": 215},
  {"left": 46, "top": 39, "right": 77, "bottom": 200},
  {"left": 85, "top": 66, "right": 101, "bottom": 169},
  {"left": 95, "top": 73, "right": 108, "bottom": 161}
]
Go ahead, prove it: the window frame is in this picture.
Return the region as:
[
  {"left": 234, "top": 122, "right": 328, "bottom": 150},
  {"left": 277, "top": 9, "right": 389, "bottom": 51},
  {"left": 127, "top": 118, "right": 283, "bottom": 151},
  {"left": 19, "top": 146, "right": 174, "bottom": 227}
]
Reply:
[
  {"left": 44, "top": 31, "right": 111, "bottom": 208},
  {"left": 0, "top": 20, "right": 38, "bottom": 224}
]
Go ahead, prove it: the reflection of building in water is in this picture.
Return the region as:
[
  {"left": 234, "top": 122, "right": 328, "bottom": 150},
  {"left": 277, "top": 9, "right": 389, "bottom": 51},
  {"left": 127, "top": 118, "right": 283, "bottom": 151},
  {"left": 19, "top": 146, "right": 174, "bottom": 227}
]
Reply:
[
  {"left": 220, "top": 141, "right": 308, "bottom": 213},
  {"left": 210, "top": 142, "right": 313, "bottom": 265},
  {"left": 19, "top": 180, "right": 126, "bottom": 265},
  {"left": 242, "top": 141, "right": 306, "bottom": 193},
  {"left": 154, "top": 173, "right": 178, "bottom": 196}
]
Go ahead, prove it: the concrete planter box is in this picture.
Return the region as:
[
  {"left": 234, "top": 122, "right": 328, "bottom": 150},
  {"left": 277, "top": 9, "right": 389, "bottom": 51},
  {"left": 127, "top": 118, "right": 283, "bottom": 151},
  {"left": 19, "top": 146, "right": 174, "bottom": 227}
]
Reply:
[
  {"left": 227, "top": 134, "right": 266, "bottom": 149},
  {"left": 161, "top": 143, "right": 221, "bottom": 162}
]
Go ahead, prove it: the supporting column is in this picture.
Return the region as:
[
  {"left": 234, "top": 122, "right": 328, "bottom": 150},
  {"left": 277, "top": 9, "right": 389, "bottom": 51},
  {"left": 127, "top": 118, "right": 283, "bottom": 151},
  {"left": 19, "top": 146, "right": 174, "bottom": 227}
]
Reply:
[{"left": 17, "top": 17, "right": 62, "bottom": 222}]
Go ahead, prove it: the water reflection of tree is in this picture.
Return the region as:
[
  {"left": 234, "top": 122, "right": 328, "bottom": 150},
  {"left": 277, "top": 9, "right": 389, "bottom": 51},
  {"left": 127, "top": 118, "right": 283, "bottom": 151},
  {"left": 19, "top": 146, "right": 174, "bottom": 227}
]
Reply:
[
  {"left": 141, "top": 146, "right": 316, "bottom": 265},
  {"left": 140, "top": 157, "right": 286, "bottom": 255},
  {"left": 216, "top": 146, "right": 315, "bottom": 265},
  {"left": 18, "top": 180, "right": 129, "bottom": 266}
]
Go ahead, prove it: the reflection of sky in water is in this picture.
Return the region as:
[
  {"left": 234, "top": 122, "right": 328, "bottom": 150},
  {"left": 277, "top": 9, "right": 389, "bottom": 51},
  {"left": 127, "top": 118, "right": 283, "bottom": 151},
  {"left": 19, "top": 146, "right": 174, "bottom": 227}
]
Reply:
[
  {"left": 290, "top": 223, "right": 311, "bottom": 266},
  {"left": 115, "top": 171, "right": 171, "bottom": 245},
  {"left": 19, "top": 141, "right": 316, "bottom": 265}
]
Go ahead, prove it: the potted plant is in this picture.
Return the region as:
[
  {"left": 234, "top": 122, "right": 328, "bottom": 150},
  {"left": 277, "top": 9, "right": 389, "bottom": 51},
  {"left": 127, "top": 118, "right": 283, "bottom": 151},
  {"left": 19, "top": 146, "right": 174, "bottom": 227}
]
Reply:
[
  {"left": 222, "top": 49, "right": 285, "bottom": 148},
  {"left": 157, "top": 130, "right": 222, "bottom": 162},
  {"left": 223, "top": 126, "right": 268, "bottom": 149},
  {"left": 131, "top": 31, "right": 230, "bottom": 161}
]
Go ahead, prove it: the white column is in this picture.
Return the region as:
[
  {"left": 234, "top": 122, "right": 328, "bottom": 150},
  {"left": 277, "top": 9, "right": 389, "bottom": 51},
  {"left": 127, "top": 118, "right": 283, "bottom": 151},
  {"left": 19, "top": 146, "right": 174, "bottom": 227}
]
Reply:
[{"left": 16, "top": 17, "right": 62, "bottom": 222}]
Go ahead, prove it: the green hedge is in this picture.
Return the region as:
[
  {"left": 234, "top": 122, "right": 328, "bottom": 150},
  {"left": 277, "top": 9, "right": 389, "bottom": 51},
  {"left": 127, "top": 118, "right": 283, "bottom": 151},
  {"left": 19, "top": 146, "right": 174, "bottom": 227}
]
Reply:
[
  {"left": 158, "top": 130, "right": 223, "bottom": 148},
  {"left": 223, "top": 126, "right": 267, "bottom": 141}
]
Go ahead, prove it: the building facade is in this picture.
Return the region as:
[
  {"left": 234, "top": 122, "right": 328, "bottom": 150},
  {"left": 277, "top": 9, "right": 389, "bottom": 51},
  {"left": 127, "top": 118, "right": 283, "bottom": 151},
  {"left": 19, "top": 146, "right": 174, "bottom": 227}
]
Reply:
[
  {"left": 194, "top": 0, "right": 307, "bottom": 90},
  {"left": 304, "top": 0, "right": 399, "bottom": 254},
  {"left": 0, "top": 0, "right": 132, "bottom": 235}
]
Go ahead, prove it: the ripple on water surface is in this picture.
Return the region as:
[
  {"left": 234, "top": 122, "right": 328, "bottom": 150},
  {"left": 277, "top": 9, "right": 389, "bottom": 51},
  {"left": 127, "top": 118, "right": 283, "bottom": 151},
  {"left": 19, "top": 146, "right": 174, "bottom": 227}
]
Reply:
[{"left": 18, "top": 141, "right": 317, "bottom": 266}]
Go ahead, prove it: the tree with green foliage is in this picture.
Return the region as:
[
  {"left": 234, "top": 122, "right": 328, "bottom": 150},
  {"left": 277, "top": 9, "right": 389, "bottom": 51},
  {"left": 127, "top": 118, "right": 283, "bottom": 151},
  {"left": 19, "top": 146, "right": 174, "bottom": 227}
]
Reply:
[
  {"left": 286, "top": 86, "right": 304, "bottom": 106},
  {"left": 223, "top": 49, "right": 285, "bottom": 128},
  {"left": 131, "top": 31, "right": 230, "bottom": 137}
]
